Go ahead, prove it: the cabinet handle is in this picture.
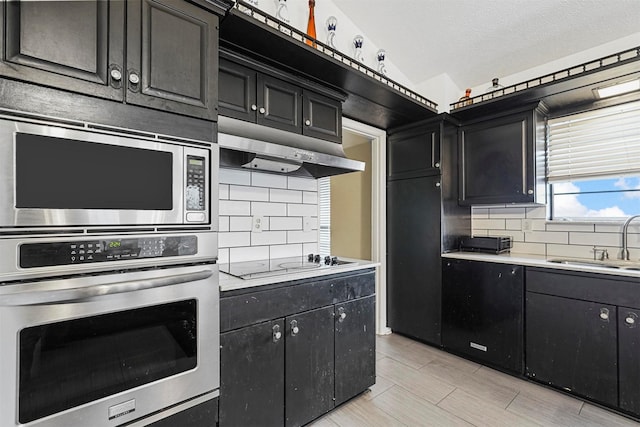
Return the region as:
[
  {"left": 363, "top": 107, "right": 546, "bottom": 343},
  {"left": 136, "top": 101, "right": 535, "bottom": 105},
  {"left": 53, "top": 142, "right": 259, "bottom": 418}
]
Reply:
[
  {"left": 626, "top": 316, "right": 636, "bottom": 325},
  {"left": 434, "top": 162, "right": 440, "bottom": 168},
  {"left": 599, "top": 308, "right": 610, "bottom": 321},
  {"left": 129, "top": 72, "right": 140, "bottom": 85},
  {"left": 110, "top": 69, "right": 122, "bottom": 82},
  {"left": 290, "top": 320, "right": 299, "bottom": 336},
  {"left": 625, "top": 312, "right": 638, "bottom": 327},
  {"left": 305, "top": 119, "right": 311, "bottom": 126},
  {"left": 272, "top": 324, "right": 282, "bottom": 343},
  {"left": 435, "top": 182, "right": 441, "bottom": 188},
  {"left": 527, "top": 189, "right": 534, "bottom": 195},
  {"left": 259, "top": 107, "right": 266, "bottom": 114},
  {"left": 251, "top": 104, "right": 257, "bottom": 111},
  {"left": 337, "top": 307, "right": 347, "bottom": 322}
]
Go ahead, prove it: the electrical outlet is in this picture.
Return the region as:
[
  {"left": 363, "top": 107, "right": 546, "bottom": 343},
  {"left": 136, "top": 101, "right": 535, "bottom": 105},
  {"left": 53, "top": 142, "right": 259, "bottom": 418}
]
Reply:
[
  {"left": 522, "top": 219, "right": 533, "bottom": 232},
  {"left": 252, "top": 216, "right": 264, "bottom": 233}
]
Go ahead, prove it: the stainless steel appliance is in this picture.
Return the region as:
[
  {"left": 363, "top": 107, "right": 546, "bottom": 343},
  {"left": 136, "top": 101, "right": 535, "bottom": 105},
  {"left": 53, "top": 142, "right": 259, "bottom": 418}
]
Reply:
[
  {"left": 0, "top": 115, "right": 214, "bottom": 228},
  {"left": 0, "top": 114, "right": 219, "bottom": 427}
]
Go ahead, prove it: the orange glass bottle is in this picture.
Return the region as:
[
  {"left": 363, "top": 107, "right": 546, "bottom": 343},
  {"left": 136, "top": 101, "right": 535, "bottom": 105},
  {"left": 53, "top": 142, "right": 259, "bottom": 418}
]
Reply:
[{"left": 306, "top": 0, "right": 317, "bottom": 47}]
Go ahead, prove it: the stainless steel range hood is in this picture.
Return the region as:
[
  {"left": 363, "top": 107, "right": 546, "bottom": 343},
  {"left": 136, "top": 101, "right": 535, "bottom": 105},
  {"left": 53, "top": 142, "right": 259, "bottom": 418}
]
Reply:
[{"left": 218, "top": 116, "right": 365, "bottom": 178}]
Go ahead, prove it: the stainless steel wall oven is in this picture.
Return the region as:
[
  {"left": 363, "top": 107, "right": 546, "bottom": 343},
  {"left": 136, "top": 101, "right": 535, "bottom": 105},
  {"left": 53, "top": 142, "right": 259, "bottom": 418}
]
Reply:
[{"left": 0, "top": 114, "right": 219, "bottom": 427}]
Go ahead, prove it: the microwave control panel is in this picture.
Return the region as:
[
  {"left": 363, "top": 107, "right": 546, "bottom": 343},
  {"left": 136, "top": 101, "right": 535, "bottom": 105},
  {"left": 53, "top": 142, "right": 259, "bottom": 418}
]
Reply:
[
  {"left": 186, "top": 155, "right": 205, "bottom": 211},
  {"left": 19, "top": 236, "right": 197, "bottom": 268}
]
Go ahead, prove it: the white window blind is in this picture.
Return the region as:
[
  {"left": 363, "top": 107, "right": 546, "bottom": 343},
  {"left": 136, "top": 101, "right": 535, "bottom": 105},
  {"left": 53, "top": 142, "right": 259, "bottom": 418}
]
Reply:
[
  {"left": 547, "top": 100, "right": 640, "bottom": 183},
  {"left": 318, "top": 177, "right": 331, "bottom": 255}
]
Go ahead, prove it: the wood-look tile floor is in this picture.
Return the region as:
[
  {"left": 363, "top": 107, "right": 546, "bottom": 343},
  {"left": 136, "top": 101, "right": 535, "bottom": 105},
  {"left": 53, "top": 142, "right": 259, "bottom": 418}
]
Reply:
[{"left": 310, "top": 333, "right": 639, "bottom": 427}]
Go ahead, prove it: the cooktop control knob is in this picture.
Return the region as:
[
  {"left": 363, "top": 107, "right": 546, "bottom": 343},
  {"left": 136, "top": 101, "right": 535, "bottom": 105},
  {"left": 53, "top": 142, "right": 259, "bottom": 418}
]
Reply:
[
  {"left": 308, "top": 253, "right": 314, "bottom": 262},
  {"left": 314, "top": 254, "right": 321, "bottom": 263},
  {"left": 331, "top": 257, "right": 338, "bottom": 265},
  {"left": 324, "top": 256, "right": 331, "bottom": 265}
]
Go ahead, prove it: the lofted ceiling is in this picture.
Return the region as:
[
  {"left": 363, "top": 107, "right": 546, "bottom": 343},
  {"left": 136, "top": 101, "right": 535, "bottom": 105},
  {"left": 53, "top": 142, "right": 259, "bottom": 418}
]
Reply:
[{"left": 332, "top": 0, "right": 640, "bottom": 91}]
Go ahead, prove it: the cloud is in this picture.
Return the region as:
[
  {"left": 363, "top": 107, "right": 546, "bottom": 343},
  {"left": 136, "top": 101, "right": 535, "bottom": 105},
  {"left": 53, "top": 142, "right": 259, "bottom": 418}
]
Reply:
[
  {"left": 614, "top": 177, "right": 640, "bottom": 199},
  {"left": 554, "top": 181, "right": 627, "bottom": 218}
]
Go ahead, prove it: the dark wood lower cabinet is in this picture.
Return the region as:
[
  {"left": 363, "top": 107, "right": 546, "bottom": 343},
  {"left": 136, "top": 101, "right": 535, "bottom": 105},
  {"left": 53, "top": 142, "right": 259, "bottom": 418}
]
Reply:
[
  {"left": 618, "top": 306, "right": 640, "bottom": 415},
  {"left": 219, "top": 270, "right": 376, "bottom": 427},
  {"left": 285, "top": 306, "right": 335, "bottom": 427},
  {"left": 334, "top": 296, "right": 376, "bottom": 406},
  {"left": 219, "top": 320, "right": 285, "bottom": 427},
  {"left": 526, "top": 292, "right": 618, "bottom": 407}
]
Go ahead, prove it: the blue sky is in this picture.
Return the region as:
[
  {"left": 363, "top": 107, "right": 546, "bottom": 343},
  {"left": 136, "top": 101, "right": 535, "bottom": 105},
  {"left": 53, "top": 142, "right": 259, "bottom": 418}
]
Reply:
[{"left": 553, "top": 177, "right": 640, "bottom": 218}]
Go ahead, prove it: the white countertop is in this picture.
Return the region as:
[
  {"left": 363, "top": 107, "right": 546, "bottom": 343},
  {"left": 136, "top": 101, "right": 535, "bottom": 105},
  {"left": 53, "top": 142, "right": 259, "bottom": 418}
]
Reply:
[
  {"left": 219, "top": 258, "right": 379, "bottom": 292},
  {"left": 442, "top": 251, "right": 640, "bottom": 279}
]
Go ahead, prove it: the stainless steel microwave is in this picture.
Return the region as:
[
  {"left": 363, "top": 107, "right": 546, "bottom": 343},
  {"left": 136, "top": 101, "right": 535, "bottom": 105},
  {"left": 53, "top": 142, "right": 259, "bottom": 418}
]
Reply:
[{"left": 0, "top": 116, "right": 216, "bottom": 229}]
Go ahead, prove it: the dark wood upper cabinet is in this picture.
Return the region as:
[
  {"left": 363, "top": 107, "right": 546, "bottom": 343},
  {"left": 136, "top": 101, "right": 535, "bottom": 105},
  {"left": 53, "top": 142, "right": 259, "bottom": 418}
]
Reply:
[
  {"left": 1, "top": 0, "right": 219, "bottom": 120},
  {"left": 126, "top": 0, "right": 218, "bottom": 120},
  {"left": 302, "top": 90, "right": 342, "bottom": 143},
  {"left": 218, "top": 56, "right": 342, "bottom": 143},
  {"left": 387, "top": 122, "right": 441, "bottom": 180},
  {"left": 459, "top": 104, "right": 547, "bottom": 205},
  {"left": 1, "top": 0, "right": 124, "bottom": 101}
]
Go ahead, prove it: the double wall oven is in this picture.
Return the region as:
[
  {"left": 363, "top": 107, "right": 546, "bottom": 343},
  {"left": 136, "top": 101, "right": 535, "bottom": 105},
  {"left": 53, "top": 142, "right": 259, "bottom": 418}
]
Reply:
[{"left": 0, "top": 115, "right": 219, "bottom": 427}]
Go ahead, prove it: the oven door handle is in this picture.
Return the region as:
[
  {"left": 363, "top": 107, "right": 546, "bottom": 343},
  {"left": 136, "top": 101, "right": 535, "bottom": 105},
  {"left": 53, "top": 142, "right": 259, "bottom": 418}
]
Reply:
[{"left": 0, "top": 269, "right": 213, "bottom": 306}]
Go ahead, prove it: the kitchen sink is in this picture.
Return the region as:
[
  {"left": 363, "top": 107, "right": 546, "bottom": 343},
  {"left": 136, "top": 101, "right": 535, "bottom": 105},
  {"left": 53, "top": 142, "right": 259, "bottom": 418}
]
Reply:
[{"left": 548, "top": 258, "right": 640, "bottom": 271}]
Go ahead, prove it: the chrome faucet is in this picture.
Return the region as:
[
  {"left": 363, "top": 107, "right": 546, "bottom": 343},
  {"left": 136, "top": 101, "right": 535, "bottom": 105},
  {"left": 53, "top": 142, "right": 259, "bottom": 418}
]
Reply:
[{"left": 621, "top": 215, "right": 640, "bottom": 260}]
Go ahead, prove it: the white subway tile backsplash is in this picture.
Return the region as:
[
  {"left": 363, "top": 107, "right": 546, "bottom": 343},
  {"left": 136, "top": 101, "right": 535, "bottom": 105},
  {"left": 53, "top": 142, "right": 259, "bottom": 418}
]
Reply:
[
  {"left": 270, "top": 188, "right": 303, "bottom": 203},
  {"left": 288, "top": 230, "right": 318, "bottom": 243},
  {"left": 230, "top": 216, "right": 253, "bottom": 232},
  {"left": 525, "top": 206, "right": 547, "bottom": 219},
  {"left": 288, "top": 176, "right": 317, "bottom": 191},
  {"left": 229, "top": 246, "right": 269, "bottom": 262},
  {"left": 218, "top": 248, "right": 229, "bottom": 263},
  {"left": 489, "top": 207, "right": 526, "bottom": 218},
  {"left": 220, "top": 168, "right": 251, "bottom": 185},
  {"left": 219, "top": 216, "right": 230, "bottom": 232},
  {"left": 229, "top": 185, "right": 269, "bottom": 202},
  {"left": 303, "top": 191, "right": 318, "bottom": 204},
  {"left": 505, "top": 219, "right": 522, "bottom": 230},
  {"left": 219, "top": 232, "right": 250, "bottom": 248},
  {"left": 219, "top": 167, "right": 319, "bottom": 263},
  {"left": 569, "top": 232, "right": 620, "bottom": 247},
  {"left": 252, "top": 202, "right": 287, "bottom": 216},
  {"left": 251, "top": 172, "right": 287, "bottom": 189},
  {"left": 220, "top": 200, "right": 251, "bottom": 216},
  {"left": 524, "top": 231, "right": 568, "bottom": 244},
  {"left": 473, "top": 218, "right": 506, "bottom": 230},
  {"left": 490, "top": 230, "right": 524, "bottom": 242},
  {"left": 288, "top": 204, "right": 318, "bottom": 217},
  {"left": 511, "top": 242, "right": 547, "bottom": 256},
  {"left": 595, "top": 223, "right": 626, "bottom": 233},
  {"left": 303, "top": 242, "right": 319, "bottom": 255},
  {"left": 471, "top": 207, "right": 490, "bottom": 219},
  {"left": 270, "top": 217, "right": 303, "bottom": 230},
  {"left": 270, "top": 244, "right": 303, "bottom": 258},
  {"left": 251, "top": 231, "right": 287, "bottom": 246},
  {"left": 546, "top": 244, "right": 613, "bottom": 260},
  {"left": 546, "top": 222, "right": 595, "bottom": 232},
  {"left": 219, "top": 184, "right": 229, "bottom": 200}
]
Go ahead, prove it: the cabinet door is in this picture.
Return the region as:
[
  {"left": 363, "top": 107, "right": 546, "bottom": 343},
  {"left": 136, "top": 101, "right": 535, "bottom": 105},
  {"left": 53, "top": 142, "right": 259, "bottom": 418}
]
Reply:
[
  {"left": 334, "top": 295, "right": 376, "bottom": 406},
  {"left": 257, "top": 74, "right": 302, "bottom": 134},
  {"left": 1, "top": 0, "right": 124, "bottom": 100},
  {"left": 442, "top": 260, "right": 523, "bottom": 373},
  {"left": 619, "top": 307, "right": 640, "bottom": 416},
  {"left": 302, "top": 90, "right": 342, "bottom": 143},
  {"left": 126, "top": 0, "right": 218, "bottom": 120},
  {"left": 459, "top": 111, "right": 534, "bottom": 205},
  {"left": 218, "top": 59, "right": 257, "bottom": 122},
  {"left": 285, "top": 306, "right": 334, "bottom": 427},
  {"left": 387, "top": 174, "right": 442, "bottom": 345},
  {"left": 526, "top": 292, "right": 617, "bottom": 406},
  {"left": 219, "top": 320, "right": 284, "bottom": 427},
  {"left": 387, "top": 125, "right": 441, "bottom": 179}
]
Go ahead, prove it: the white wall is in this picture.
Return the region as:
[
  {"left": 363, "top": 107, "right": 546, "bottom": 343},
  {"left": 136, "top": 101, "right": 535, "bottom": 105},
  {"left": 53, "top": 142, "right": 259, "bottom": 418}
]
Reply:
[
  {"left": 247, "top": 0, "right": 414, "bottom": 89},
  {"left": 218, "top": 168, "right": 319, "bottom": 263}
]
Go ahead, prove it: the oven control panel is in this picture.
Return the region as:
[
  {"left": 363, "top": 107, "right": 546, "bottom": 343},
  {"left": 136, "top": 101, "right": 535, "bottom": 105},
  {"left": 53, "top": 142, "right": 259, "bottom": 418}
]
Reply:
[
  {"left": 186, "top": 155, "right": 205, "bottom": 211},
  {"left": 19, "top": 236, "right": 197, "bottom": 268}
]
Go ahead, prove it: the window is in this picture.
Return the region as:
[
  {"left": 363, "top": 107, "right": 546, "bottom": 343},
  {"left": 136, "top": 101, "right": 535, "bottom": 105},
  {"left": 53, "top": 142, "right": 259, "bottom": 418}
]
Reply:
[
  {"left": 318, "top": 177, "right": 331, "bottom": 254},
  {"left": 548, "top": 100, "right": 640, "bottom": 219}
]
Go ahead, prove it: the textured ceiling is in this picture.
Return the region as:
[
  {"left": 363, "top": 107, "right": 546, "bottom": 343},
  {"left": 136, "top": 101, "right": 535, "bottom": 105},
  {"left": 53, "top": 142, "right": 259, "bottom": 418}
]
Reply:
[{"left": 332, "top": 0, "right": 640, "bottom": 89}]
